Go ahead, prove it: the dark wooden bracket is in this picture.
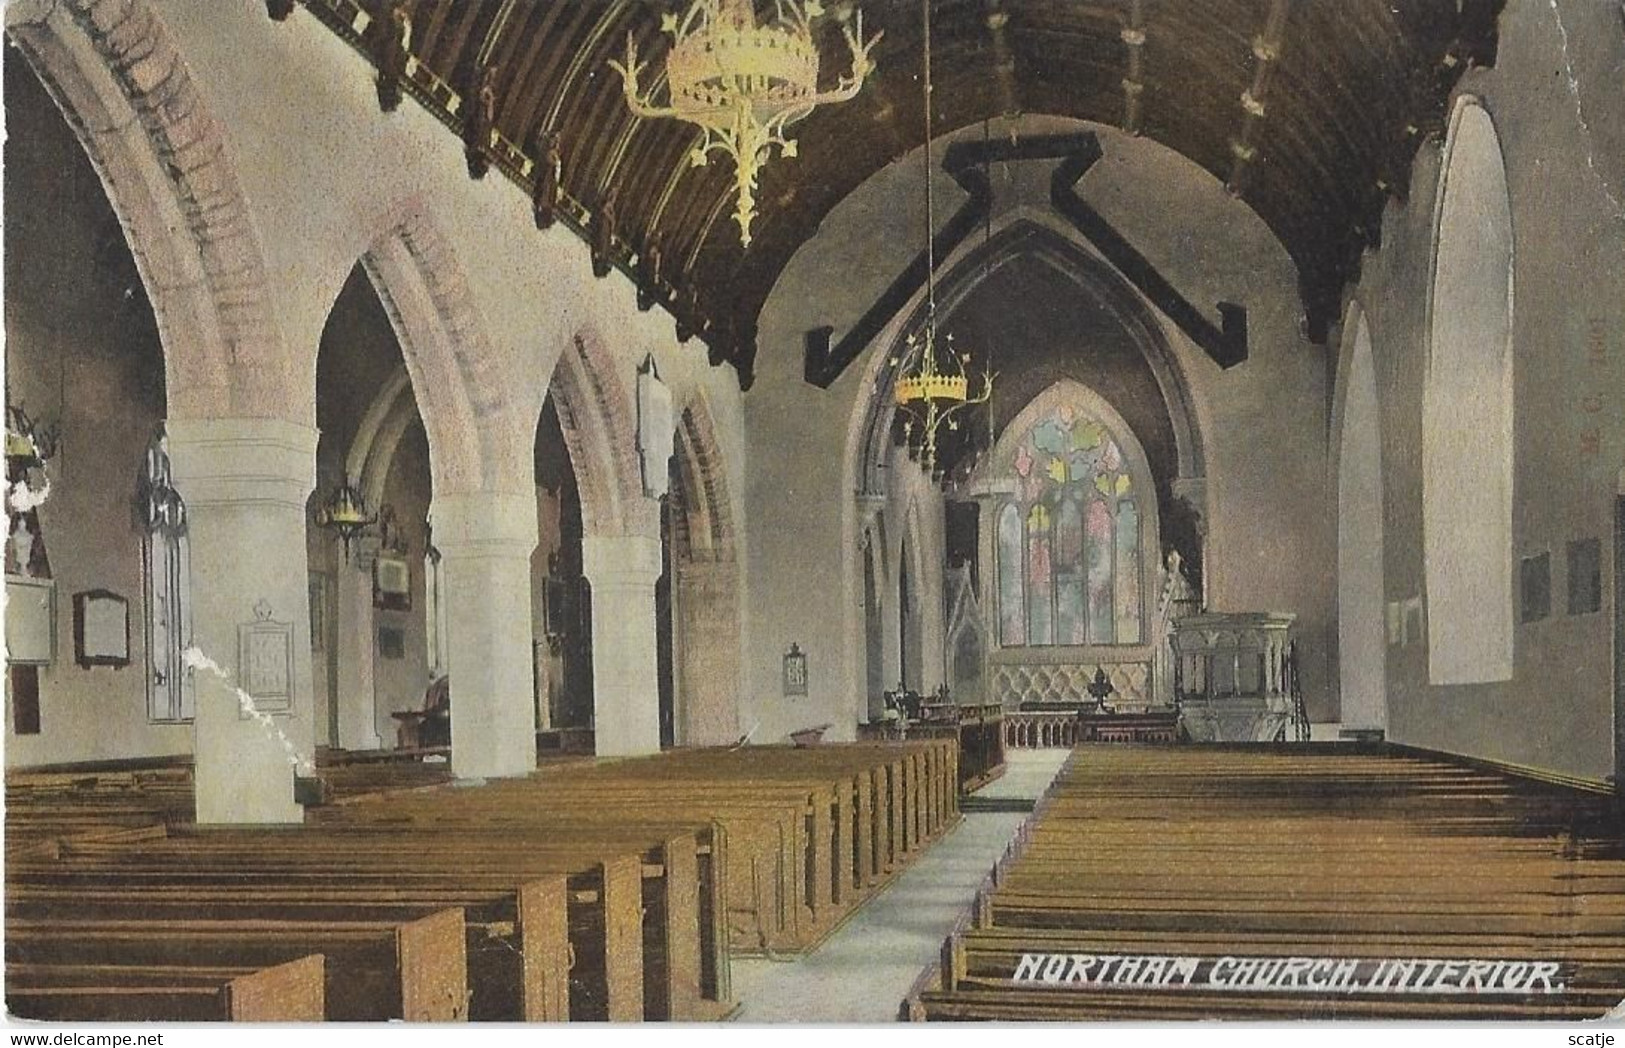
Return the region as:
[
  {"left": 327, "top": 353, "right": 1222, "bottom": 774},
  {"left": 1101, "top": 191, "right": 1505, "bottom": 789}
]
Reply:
[{"left": 803, "top": 132, "right": 1249, "bottom": 388}]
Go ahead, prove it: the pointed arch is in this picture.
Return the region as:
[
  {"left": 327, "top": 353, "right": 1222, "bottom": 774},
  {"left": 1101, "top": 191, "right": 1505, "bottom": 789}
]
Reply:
[
  {"left": 360, "top": 204, "right": 512, "bottom": 495},
  {"left": 546, "top": 326, "right": 649, "bottom": 536},
  {"left": 665, "top": 394, "right": 743, "bottom": 745},
  {"left": 671, "top": 396, "right": 738, "bottom": 561},
  {"left": 6, "top": 0, "right": 293, "bottom": 420}
]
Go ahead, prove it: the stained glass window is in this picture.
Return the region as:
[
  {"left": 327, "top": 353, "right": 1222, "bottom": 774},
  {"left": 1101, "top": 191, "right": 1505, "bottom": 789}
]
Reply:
[{"left": 995, "top": 404, "right": 1145, "bottom": 647}]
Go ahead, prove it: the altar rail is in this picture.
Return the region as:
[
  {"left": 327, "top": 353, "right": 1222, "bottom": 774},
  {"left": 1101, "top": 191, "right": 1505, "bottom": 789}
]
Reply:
[{"left": 1004, "top": 710, "right": 1181, "bottom": 749}]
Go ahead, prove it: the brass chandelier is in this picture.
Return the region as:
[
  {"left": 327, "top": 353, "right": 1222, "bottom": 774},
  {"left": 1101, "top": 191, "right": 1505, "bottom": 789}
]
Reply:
[
  {"left": 891, "top": 0, "right": 993, "bottom": 478},
  {"left": 610, "top": 0, "right": 882, "bottom": 247}
]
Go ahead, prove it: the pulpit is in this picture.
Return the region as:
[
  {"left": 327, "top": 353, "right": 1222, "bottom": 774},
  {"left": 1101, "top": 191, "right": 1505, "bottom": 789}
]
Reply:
[{"left": 1171, "top": 612, "right": 1305, "bottom": 743}]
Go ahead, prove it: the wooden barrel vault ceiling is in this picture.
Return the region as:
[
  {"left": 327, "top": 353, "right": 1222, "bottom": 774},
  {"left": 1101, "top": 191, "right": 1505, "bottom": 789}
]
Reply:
[{"left": 275, "top": 0, "right": 1504, "bottom": 389}]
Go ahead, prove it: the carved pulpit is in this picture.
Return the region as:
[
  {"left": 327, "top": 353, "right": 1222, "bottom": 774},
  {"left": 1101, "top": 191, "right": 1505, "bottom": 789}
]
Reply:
[{"left": 1171, "top": 612, "right": 1301, "bottom": 743}]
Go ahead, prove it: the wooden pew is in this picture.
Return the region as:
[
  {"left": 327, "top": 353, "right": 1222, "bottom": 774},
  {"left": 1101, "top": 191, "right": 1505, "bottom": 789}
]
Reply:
[
  {"left": 11, "top": 832, "right": 670, "bottom": 1022},
  {"left": 6, "top": 956, "right": 325, "bottom": 1022},
  {"left": 904, "top": 744, "right": 1625, "bottom": 1022},
  {"left": 7, "top": 912, "right": 465, "bottom": 1021}
]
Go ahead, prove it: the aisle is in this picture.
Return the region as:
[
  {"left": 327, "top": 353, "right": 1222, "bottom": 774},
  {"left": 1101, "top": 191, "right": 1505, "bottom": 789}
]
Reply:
[{"left": 728, "top": 749, "right": 1070, "bottom": 1023}]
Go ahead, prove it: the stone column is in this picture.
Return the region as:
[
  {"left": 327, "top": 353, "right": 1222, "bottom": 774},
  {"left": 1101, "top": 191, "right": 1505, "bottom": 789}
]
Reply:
[
  {"left": 167, "top": 418, "right": 317, "bottom": 825},
  {"left": 431, "top": 491, "right": 539, "bottom": 780},
  {"left": 333, "top": 536, "right": 384, "bottom": 750},
  {"left": 674, "top": 557, "right": 742, "bottom": 746},
  {"left": 584, "top": 532, "right": 662, "bottom": 756}
]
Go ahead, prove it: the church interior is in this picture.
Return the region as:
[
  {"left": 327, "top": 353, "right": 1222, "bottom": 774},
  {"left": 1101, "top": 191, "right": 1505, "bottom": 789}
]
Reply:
[{"left": 3, "top": 0, "right": 1624, "bottom": 1025}]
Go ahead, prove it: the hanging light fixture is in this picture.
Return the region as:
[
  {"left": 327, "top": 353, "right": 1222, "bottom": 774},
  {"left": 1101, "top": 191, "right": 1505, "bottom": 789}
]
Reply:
[
  {"left": 315, "top": 478, "right": 376, "bottom": 562},
  {"left": 5, "top": 404, "right": 59, "bottom": 502},
  {"left": 890, "top": 0, "right": 993, "bottom": 479},
  {"left": 610, "top": 0, "right": 882, "bottom": 247}
]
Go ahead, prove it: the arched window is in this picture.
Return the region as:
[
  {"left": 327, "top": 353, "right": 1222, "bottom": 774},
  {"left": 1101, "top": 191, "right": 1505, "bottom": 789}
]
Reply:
[
  {"left": 1423, "top": 99, "right": 1515, "bottom": 685},
  {"left": 994, "top": 407, "right": 1145, "bottom": 647},
  {"left": 139, "top": 435, "right": 194, "bottom": 722}
]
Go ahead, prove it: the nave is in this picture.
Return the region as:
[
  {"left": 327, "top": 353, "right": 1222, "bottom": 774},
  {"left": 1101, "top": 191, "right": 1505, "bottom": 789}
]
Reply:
[
  {"left": 4, "top": 0, "right": 1624, "bottom": 1027},
  {"left": 8, "top": 741, "right": 1622, "bottom": 1023}
]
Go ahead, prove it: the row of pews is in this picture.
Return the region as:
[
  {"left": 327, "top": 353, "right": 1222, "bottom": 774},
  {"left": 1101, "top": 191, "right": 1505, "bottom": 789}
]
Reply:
[
  {"left": 6, "top": 738, "right": 959, "bottom": 1022},
  {"left": 906, "top": 744, "right": 1625, "bottom": 1021}
]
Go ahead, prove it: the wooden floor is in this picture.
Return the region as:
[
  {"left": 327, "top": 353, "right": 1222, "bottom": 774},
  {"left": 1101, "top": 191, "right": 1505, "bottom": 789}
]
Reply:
[{"left": 908, "top": 744, "right": 1625, "bottom": 1021}]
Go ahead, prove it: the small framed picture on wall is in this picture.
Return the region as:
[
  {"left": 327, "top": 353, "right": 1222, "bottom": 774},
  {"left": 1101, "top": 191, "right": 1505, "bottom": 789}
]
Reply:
[
  {"left": 72, "top": 589, "right": 129, "bottom": 668},
  {"left": 374, "top": 555, "right": 411, "bottom": 612},
  {"left": 783, "top": 642, "right": 808, "bottom": 697}
]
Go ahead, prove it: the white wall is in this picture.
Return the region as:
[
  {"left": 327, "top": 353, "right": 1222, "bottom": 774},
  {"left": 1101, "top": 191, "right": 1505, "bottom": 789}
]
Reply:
[{"left": 1348, "top": 0, "right": 1625, "bottom": 779}]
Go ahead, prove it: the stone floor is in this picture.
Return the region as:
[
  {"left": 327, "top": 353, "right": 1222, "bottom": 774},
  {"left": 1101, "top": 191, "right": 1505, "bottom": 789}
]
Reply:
[{"left": 728, "top": 749, "right": 1071, "bottom": 1024}]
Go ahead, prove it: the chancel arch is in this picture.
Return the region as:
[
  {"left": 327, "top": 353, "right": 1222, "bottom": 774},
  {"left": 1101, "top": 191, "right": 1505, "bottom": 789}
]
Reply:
[
  {"left": 1333, "top": 302, "right": 1387, "bottom": 732},
  {"left": 1422, "top": 98, "right": 1516, "bottom": 687}
]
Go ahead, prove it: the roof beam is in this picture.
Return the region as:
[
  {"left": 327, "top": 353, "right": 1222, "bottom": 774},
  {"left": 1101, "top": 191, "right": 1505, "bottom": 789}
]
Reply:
[
  {"left": 1226, "top": 0, "right": 1291, "bottom": 197},
  {"left": 1119, "top": 0, "right": 1146, "bottom": 135}
]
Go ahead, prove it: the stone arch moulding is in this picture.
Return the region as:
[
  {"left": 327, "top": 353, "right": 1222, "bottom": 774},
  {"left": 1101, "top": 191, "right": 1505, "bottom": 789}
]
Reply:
[
  {"left": 672, "top": 395, "right": 739, "bottom": 562},
  {"left": 667, "top": 394, "right": 744, "bottom": 746},
  {"left": 6, "top": 0, "right": 294, "bottom": 421},
  {"left": 849, "top": 219, "right": 1206, "bottom": 504},
  {"left": 360, "top": 204, "right": 514, "bottom": 496},
  {"left": 345, "top": 369, "right": 429, "bottom": 515},
  {"left": 1421, "top": 95, "right": 1516, "bottom": 687},
  {"left": 544, "top": 325, "right": 649, "bottom": 538}
]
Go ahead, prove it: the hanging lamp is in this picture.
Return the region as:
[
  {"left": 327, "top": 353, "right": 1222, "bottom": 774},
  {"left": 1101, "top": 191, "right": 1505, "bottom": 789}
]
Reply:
[
  {"left": 610, "top": 0, "right": 882, "bottom": 247},
  {"left": 315, "top": 478, "right": 377, "bottom": 562},
  {"left": 891, "top": 0, "right": 993, "bottom": 479}
]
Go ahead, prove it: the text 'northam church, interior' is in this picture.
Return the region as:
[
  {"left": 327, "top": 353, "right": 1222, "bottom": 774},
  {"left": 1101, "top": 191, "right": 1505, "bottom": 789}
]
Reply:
[{"left": 3, "top": 0, "right": 1624, "bottom": 1025}]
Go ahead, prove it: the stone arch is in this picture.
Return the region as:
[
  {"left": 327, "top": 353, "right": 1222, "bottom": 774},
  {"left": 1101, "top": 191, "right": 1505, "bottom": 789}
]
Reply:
[
  {"left": 851, "top": 219, "right": 1206, "bottom": 502},
  {"left": 671, "top": 397, "right": 738, "bottom": 562},
  {"left": 6, "top": 0, "right": 292, "bottom": 420},
  {"left": 1423, "top": 97, "right": 1516, "bottom": 686},
  {"left": 665, "top": 394, "right": 743, "bottom": 745},
  {"left": 346, "top": 367, "right": 416, "bottom": 510},
  {"left": 359, "top": 204, "right": 511, "bottom": 496},
  {"left": 545, "top": 326, "right": 648, "bottom": 537},
  {"left": 1332, "top": 301, "right": 1387, "bottom": 731}
]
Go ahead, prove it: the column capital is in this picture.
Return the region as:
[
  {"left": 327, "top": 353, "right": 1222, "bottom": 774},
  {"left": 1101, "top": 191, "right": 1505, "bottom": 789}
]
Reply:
[
  {"left": 166, "top": 417, "right": 318, "bottom": 509},
  {"left": 430, "top": 491, "right": 538, "bottom": 559}
]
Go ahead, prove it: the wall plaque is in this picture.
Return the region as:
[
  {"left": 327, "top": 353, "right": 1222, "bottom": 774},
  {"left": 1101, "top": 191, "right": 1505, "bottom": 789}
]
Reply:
[
  {"left": 238, "top": 599, "right": 293, "bottom": 715},
  {"left": 783, "top": 642, "right": 808, "bottom": 697},
  {"left": 73, "top": 589, "right": 129, "bottom": 668}
]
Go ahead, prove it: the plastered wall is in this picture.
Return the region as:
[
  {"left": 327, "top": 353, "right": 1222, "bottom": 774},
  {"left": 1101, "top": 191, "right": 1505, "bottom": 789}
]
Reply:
[{"left": 1347, "top": 0, "right": 1625, "bottom": 780}]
